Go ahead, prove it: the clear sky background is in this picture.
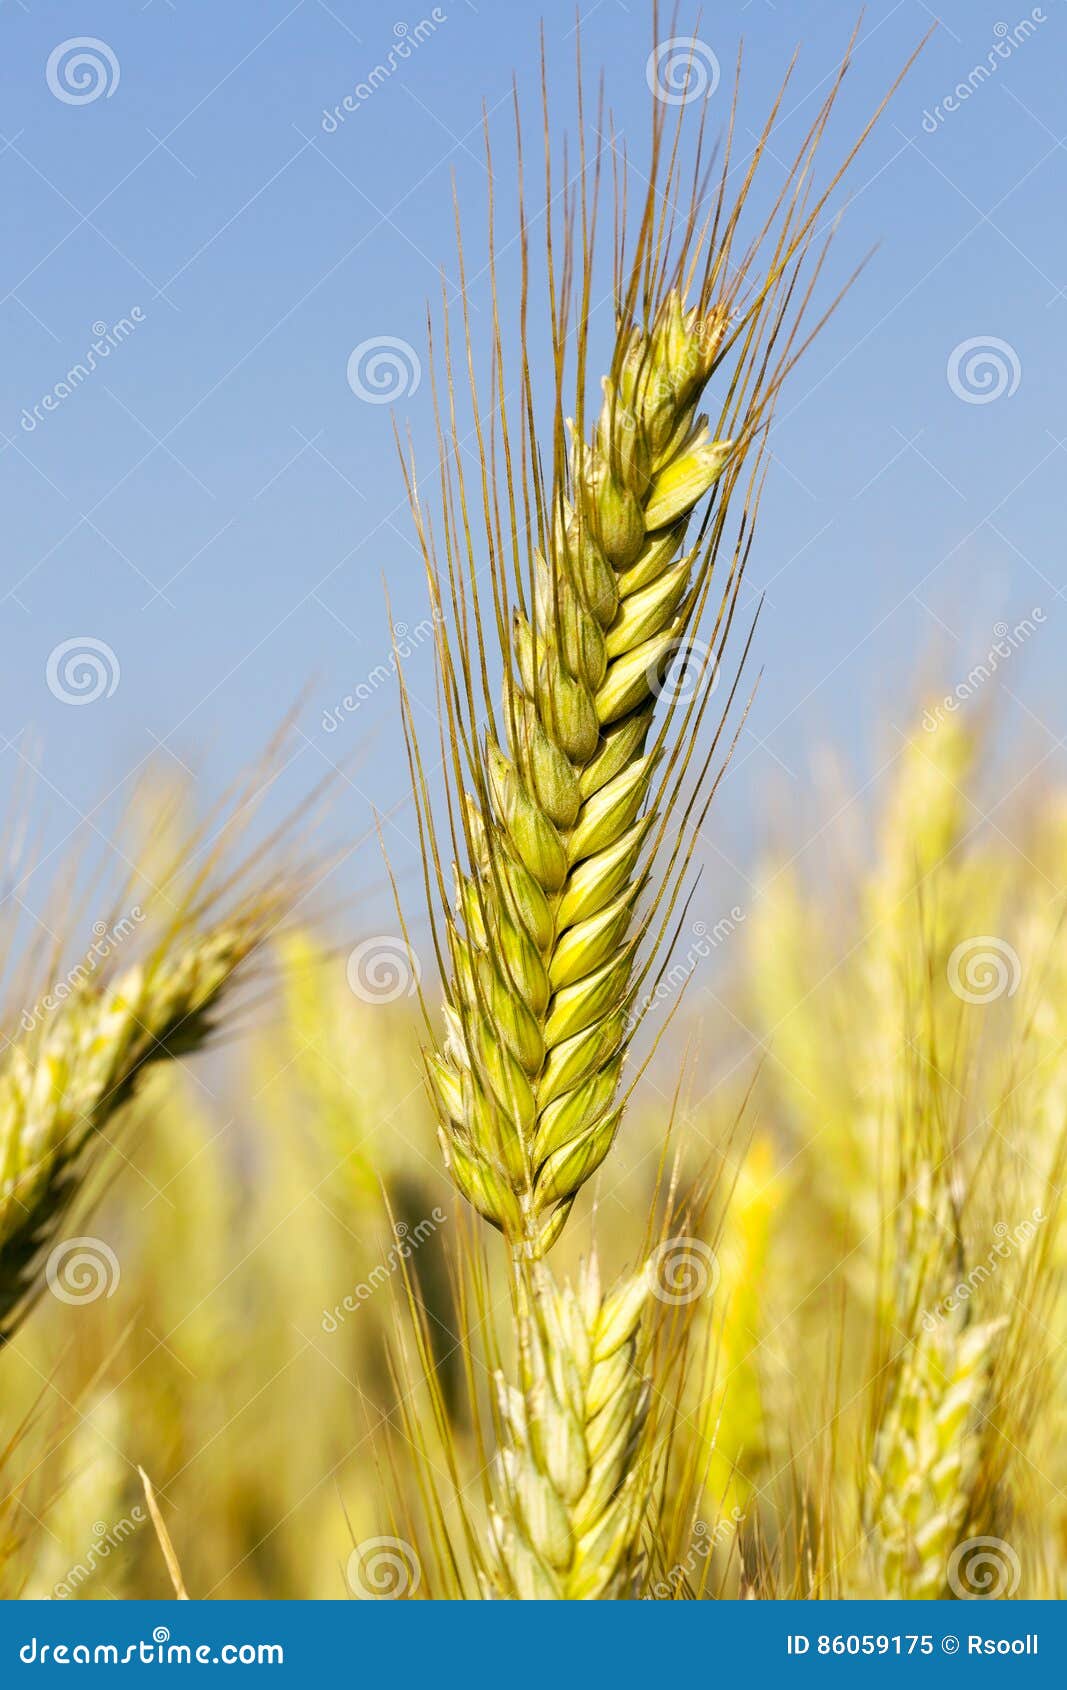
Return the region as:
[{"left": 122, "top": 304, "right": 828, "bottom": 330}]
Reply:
[{"left": 1, "top": 0, "right": 1064, "bottom": 945}]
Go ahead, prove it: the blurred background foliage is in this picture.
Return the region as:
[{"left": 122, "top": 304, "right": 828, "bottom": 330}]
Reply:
[{"left": 1, "top": 697, "right": 1064, "bottom": 1599}]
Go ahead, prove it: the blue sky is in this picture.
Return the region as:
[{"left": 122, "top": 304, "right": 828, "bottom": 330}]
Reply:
[{"left": 1, "top": 0, "right": 1064, "bottom": 941}]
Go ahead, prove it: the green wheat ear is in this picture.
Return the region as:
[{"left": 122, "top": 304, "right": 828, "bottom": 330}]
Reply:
[
  {"left": 382, "top": 29, "right": 918, "bottom": 1603},
  {"left": 427, "top": 295, "right": 735, "bottom": 1258},
  {"left": 398, "top": 40, "right": 902, "bottom": 1264}
]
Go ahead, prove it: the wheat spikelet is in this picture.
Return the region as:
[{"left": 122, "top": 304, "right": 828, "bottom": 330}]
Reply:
[{"left": 487, "top": 1255, "right": 650, "bottom": 1598}]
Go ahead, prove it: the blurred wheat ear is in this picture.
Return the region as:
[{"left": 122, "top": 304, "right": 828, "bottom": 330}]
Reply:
[{"left": 0, "top": 739, "right": 327, "bottom": 1346}]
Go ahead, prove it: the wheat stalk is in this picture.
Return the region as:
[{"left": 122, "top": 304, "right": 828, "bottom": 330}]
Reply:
[
  {"left": 403, "top": 62, "right": 895, "bottom": 1267},
  {"left": 388, "top": 31, "right": 914, "bottom": 1599},
  {"left": 378, "top": 18, "right": 925, "bottom": 1598}
]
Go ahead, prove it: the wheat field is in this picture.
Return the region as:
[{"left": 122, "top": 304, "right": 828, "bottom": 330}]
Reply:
[{"left": 1, "top": 23, "right": 1063, "bottom": 1605}]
